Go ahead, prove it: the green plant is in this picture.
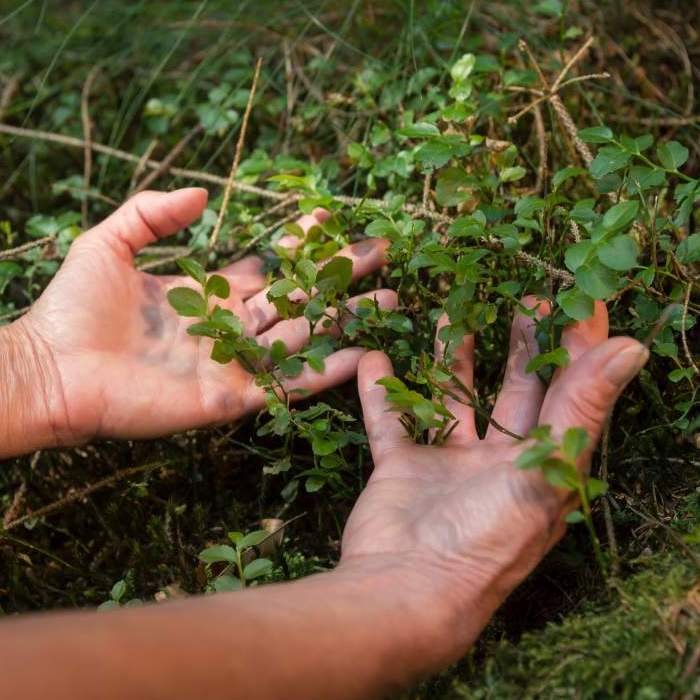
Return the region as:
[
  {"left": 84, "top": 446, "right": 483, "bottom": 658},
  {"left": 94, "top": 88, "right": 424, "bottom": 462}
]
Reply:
[{"left": 517, "top": 425, "right": 608, "bottom": 574}]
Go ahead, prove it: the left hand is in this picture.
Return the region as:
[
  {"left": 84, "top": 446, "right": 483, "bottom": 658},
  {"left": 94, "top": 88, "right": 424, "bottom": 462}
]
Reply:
[{"left": 3, "top": 188, "right": 393, "bottom": 454}]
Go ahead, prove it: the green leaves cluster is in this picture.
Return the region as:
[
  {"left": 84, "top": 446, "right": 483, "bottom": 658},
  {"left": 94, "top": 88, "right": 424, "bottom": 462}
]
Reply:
[{"left": 199, "top": 528, "right": 277, "bottom": 592}]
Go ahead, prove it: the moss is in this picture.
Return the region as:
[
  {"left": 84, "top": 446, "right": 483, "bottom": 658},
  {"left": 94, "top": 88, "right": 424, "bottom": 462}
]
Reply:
[{"left": 414, "top": 555, "right": 700, "bottom": 699}]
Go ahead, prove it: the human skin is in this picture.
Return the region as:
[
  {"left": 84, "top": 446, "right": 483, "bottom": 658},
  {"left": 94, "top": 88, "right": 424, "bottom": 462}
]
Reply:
[{"left": 0, "top": 189, "right": 649, "bottom": 699}]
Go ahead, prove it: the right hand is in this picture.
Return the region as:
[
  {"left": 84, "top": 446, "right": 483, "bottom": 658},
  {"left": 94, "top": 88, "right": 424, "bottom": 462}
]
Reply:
[{"left": 339, "top": 298, "right": 648, "bottom": 660}]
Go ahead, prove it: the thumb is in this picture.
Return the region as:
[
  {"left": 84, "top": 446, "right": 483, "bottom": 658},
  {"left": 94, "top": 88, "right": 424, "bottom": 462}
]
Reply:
[
  {"left": 83, "top": 188, "right": 208, "bottom": 259},
  {"left": 538, "top": 336, "right": 649, "bottom": 449}
]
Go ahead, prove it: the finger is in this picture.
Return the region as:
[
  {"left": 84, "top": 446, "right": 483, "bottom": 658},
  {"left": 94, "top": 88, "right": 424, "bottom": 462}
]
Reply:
[
  {"left": 434, "top": 314, "right": 478, "bottom": 444},
  {"left": 244, "top": 237, "right": 389, "bottom": 333},
  {"left": 215, "top": 255, "right": 266, "bottom": 299},
  {"left": 487, "top": 296, "right": 550, "bottom": 441},
  {"left": 242, "top": 347, "right": 367, "bottom": 414},
  {"left": 357, "top": 350, "right": 410, "bottom": 462},
  {"left": 538, "top": 336, "right": 648, "bottom": 460},
  {"left": 84, "top": 188, "right": 209, "bottom": 260},
  {"left": 552, "top": 300, "right": 608, "bottom": 383},
  {"left": 255, "top": 289, "right": 398, "bottom": 355}
]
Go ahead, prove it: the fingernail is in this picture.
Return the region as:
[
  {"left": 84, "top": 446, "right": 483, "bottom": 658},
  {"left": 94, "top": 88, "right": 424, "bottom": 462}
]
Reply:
[{"left": 603, "top": 343, "right": 649, "bottom": 385}]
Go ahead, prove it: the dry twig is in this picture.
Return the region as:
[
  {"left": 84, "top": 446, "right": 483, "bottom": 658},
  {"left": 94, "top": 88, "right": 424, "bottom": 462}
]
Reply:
[
  {"left": 210, "top": 58, "right": 263, "bottom": 249},
  {"left": 80, "top": 66, "right": 100, "bottom": 229}
]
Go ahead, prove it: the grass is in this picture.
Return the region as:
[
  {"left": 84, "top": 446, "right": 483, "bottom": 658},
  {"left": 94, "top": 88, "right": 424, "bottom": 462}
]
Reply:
[{"left": 1, "top": 0, "right": 699, "bottom": 696}]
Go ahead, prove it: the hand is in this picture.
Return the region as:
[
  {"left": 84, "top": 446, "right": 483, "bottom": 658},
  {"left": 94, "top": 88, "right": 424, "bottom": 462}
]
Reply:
[
  {"left": 339, "top": 297, "right": 648, "bottom": 663},
  {"left": 3, "top": 188, "right": 393, "bottom": 454}
]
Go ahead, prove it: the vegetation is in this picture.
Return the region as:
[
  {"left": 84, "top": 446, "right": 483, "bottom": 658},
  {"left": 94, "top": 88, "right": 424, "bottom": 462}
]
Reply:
[{"left": 1, "top": 1, "right": 699, "bottom": 696}]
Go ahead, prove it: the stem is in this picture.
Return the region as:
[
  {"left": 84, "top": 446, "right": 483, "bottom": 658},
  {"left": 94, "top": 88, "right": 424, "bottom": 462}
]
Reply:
[{"left": 578, "top": 481, "right": 607, "bottom": 578}]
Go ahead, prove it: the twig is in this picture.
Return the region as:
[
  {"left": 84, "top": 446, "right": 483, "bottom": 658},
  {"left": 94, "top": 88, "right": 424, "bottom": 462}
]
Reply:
[
  {"left": 599, "top": 421, "right": 620, "bottom": 578},
  {"left": 2, "top": 481, "right": 27, "bottom": 528},
  {"left": 0, "top": 123, "right": 286, "bottom": 201},
  {"left": 681, "top": 282, "right": 699, "bottom": 376},
  {"left": 422, "top": 172, "right": 432, "bottom": 209},
  {"left": 0, "top": 235, "right": 54, "bottom": 261},
  {"left": 0, "top": 75, "right": 20, "bottom": 121},
  {"left": 129, "top": 138, "right": 159, "bottom": 190},
  {"left": 80, "top": 66, "right": 100, "bottom": 229},
  {"left": 533, "top": 103, "right": 547, "bottom": 193},
  {"left": 2, "top": 461, "right": 170, "bottom": 533},
  {"left": 130, "top": 124, "right": 203, "bottom": 195},
  {"left": 0, "top": 124, "right": 573, "bottom": 282},
  {"left": 137, "top": 251, "right": 191, "bottom": 271},
  {"left": 210, "top": 58, "right": 263, "bottom": 249},
  {"left": 551, "top": 36, "right": 595, "bottom": 91}
]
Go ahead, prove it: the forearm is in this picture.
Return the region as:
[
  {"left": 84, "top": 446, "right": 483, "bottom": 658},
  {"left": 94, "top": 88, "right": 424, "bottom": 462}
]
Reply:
[
  {"left": 0, "top": 321, "right": 63, "bottom": 458},
  {"left": 0, "top": 560, "right": 503, "bottom": 700}
]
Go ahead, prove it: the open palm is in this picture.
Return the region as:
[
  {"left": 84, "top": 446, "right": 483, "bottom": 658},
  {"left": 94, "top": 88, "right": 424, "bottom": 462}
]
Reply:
[
  {"left": 341, "top": 298, "right": 648, "bottom": 632},
  {"left": 20, "top": 188, "right": 392, "bottom": 446}
]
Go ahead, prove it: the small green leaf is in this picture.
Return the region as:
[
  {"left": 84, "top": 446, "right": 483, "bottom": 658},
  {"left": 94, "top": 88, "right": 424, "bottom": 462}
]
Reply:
[
  {"left": 586, "top": 477, "right": 608, "bottom": 500},
  {"left": 205, "top": 274, "right": 230, "bottom": 299},
  {"left": 110, "top": 579, "right": 126, "bottom": 602},
  {"left": 565, "top": 510, "right": 585, "bottom": 524},
  {"left": 167, "top": 287, "right": 207, "bottom": 317},
  {"left": 602, "top": 200, "right": 639, "bottom": 231},
  {"left": 450, "top": 53, "right": 476, "bottom": 82},
  {"left": 576, "top": 261, "right": 618, "bottom": 299},
  {"left": 295, "top": 258, "right": 317, "bottom": 291},
  {"left": 557, "top": 287, "right": 594, "bottom": 321},
  {"left": 237, "top": 530, "right": 269, "bottom": 551},
  {"left": 499, "top": 166, "right": 526, "bottom": 183},
  {"left": 268, "top": 278, "right": 298, "bottom": 298},
  {"left": 562, "top": 427, "right": 589, "bottom": 462},
  {"left": 597, "top": 235, "right": 639, "bottom": 271},
  {"left": 578, "top": 126, "right": 613, "bottom": 143},
  {"left": 316, "top": 256, "right": 353, "bottom": 294},
  {"left": 589, "top": 146, "right": 630, "bottom": 179},
  {"left": 397, "top": 122, "right": 440, "bottom": 138},
  {"left": 656, "top": 140, "right": 689, "bottom": 170},
  {"left": 243, "top": 558, "right": 274, "bottom": 580},
  {"left": 676, "top": 234, "right": 700, "bottom": 264},
  {"left": 526, "top": 346, "right": 570, "bottom": 374},
  {"left": 564, "top": 240, "right": 594, "bottom": 273},
  {"left": 365, "top": 218, "right": 398, "bottom": 238},
  {"left": 199, "top": 544, "right": 237, "bottom": 564},
  {"left": 177, "top": 258, "right": 206, "bottom": 284},
  {"left": 213, "top": 574, "right": 242, "bottom": 592},
  {"left": 552, "top": 166, "right": 587, "bottom": 189}
]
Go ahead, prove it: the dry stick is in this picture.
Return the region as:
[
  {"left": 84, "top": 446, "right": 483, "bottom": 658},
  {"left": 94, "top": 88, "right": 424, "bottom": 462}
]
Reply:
[
  {"left": 2, "top": 461, "right": 168, "bottom": 533},
  {"left": 0, "top": 123, "right": 285, "bottom": 200},
  {"left": 80, "top": 66, "right": 100, "bottom": 230},
  {"left": 681, "top": 282, "right": 699, "bottom": 376},
  {"left": 533, "top": 103, "right": 547, "bottom": 194},
  {"left": 2, "top": 481, "right": 27, "bottom": 528},
  {"left": 0, "top": 235, "right": 54, "bottom": 261},
  {"left": 209, "top": 58, "right": 263, "bottom": 250},
  {"left": 282, "top": 39, "right": 296, "bottom": 154},
  {"left": 131, "top": 124, "right": 203, "bottom": 195},
  {"left": 137, "top": 251, "right": 191, "bottom": 272},
  {"left": 0, "top": 75, "right": 20, "bottom": 121},
  {"left": 0, "top": 123, "right": 573, "bottom": 281},
  {"left": 129, "top": 138, "right": 159, "bottom": 191}
]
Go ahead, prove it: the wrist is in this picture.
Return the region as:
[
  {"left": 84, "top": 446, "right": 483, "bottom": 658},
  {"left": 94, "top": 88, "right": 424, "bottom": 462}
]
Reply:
[{"left": 0, "top": 319, "right": 69, "bottom": 457}]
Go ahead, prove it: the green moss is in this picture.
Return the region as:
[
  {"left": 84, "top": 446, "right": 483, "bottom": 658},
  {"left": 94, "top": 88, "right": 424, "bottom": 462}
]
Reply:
[{"left": 418, "top": 556, "right": 700, "bottom": 699}]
